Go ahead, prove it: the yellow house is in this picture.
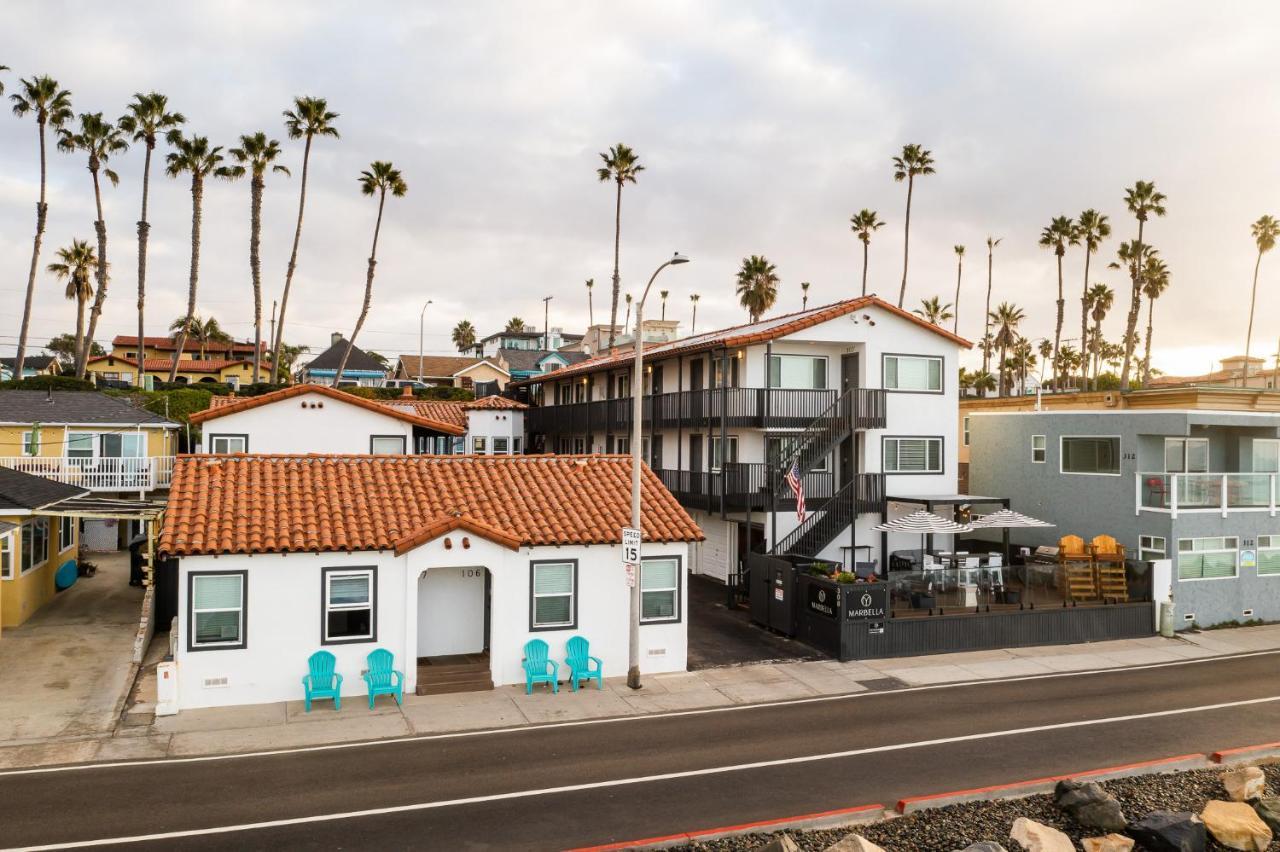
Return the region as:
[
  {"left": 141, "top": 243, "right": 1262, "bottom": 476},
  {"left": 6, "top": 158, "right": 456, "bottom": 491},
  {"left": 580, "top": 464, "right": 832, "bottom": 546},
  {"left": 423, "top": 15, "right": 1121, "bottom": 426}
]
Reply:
[
  {"left": 395, "top": 355, "right": 511, "bottom": 390},
  {"left": 85, "top": 355, "right": 260, "bottom": 388},
  {"left": 110, "top": 334, "right": 262, "bottom": 363},
  {"left": 0, "top": 467, "right": 87, "bottom": 632}
]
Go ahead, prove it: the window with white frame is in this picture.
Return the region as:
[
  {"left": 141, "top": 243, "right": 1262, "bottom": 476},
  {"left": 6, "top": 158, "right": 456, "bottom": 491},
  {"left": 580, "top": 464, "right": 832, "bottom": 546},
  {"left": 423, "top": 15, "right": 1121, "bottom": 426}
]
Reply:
[
  {"left": 767, "top": 354, "right": 827, "bottom": 390},
  {"left": 710, "top": 435, "right": 739, "bottom": 471},
  {"left": 1060, "top": 436, "right": 1120, "bottom": 475},
  {"left": 963, "top": 416, "right": 971, "bottom": 447},
  {"left": 1164, "top": 437, "right": 1209, "bottom": 473},
  {"left": 640, "top": 557, "right": 680, "bottom": 622},
  {"left": 513, "top": 436, "right": 522, "bottom": 455},
  {"left": 1139, "top": 534, "right": 1166, "bottom": 561},
  {"left": 189, "top": 572, "right": 246, "bottom": 650},
  {"left": 1032, "top": 435, "right": 1046, "bottom": 463},
  {"left": 1254, "top": 439, "right": 1280, "bottom": 473},
  {"left": 883, "top": 354, "right": 943, "bottom": 393},
  {"left": 322, "top": 567, "right": 376, "bottom": 644},
  {"left": 20, "top": 519, "right": 49, "bottom": 575},
  {"left": 208, "top": 435, "right": 247, "bottom": 454},
  {"left": 615, "top": 435, "right": 630, "bottom": 455},
  {"left": 21, "top": 431, "right": 39, "bottom": 456},
  {"left": 0, "top": 532, "right": 12, "bottom": 580},
  {"left": 471, "top": 436, "right": 488, "bottom": 454},
  {"left": 66, "top": 433, "right": 94, "bottom": 465},
  {"left": 1177, "top": 537, "right": 1238, "bottom": 580},
  {"left": 530, "top": 561, "right": 576, "bottom": 629},
  {"left": 883, "top": 437, "right": 943, "bottom": 474},
  {"left": 58, "top": 517, "right": 74, "bottom": 552},
  {"left": 767, "top": 435, "right": 828, "bottom": 472},
  {"left": 1257, "top": 536, "right": 1280, "bottom": 576},
  {"left": 370, "top": 435, "right": 406, "bottom": 455}
]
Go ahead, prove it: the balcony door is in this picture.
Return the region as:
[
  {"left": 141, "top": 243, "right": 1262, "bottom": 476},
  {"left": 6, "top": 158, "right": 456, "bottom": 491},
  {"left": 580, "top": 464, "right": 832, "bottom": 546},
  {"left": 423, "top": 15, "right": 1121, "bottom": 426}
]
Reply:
[
  {"left": 689, "top": 359, "right": 704, "bottom": 391},
  {"left": 841, "top": 352, "right": 860, "bottom": 393},
  {"left": 689, "top": 434, "right": 703, "bottom": 474}
]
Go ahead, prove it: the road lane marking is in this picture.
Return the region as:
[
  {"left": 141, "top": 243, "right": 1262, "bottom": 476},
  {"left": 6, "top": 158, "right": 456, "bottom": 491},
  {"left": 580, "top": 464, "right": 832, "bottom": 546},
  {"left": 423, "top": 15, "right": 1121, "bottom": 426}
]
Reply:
[
  {"left": 8, "top": 693, "right": 1280, "bottom": 850},
  {"left": 0, "top": 647, "right": 1275, "bottom": 778}
]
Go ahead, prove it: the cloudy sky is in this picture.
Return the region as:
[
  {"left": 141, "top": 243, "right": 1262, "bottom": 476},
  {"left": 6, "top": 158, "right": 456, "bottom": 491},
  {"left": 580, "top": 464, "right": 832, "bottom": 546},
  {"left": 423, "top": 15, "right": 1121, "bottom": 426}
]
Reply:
[{"left": 2, "top": 1, "right": 1278, "bottom": 375}]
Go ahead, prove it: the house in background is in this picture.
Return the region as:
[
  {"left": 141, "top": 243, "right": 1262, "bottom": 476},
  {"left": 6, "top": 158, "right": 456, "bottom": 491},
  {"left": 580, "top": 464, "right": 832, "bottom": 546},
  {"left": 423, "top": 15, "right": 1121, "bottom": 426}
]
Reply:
[
  {"left": 1150, "top": 355, "right": 1276, "bottom": 389},
  {"left": 158, "top": 453, "right": 702, "bottom": 709},
  {"left": 111, "top": 334, "right": 263, "bottom": 363},
  {"left": 478, "top": 326, "right": 583, "bottom": 358},
  {"left": 497, "top": 348, "right": 590, "bottom": 383},
  {"left": 0, "top": 356, "right": 61, "bottom": 382},
  {"left": 84, "top": 355, "right": 258, "bottom": 388},
  {"left": 0, "top": 466, "right": 86, "bottom": 632},
  {"left": 395, "top": 355, "right": 511, "bottom": 390},
  {"left": 296, "top": 334, "right": 388, "bottom": 387}
]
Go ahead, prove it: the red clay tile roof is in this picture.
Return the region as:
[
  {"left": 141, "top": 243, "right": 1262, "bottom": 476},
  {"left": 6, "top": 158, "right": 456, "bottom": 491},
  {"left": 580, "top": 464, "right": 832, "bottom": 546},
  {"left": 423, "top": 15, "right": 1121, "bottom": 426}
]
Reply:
[
  {"left": 112, "top": 335, "right": 261, "bottom": 355},
  {"left": 510, "top": 296, "right": 972, "bottom": 387},
  {"left": 187, "top": 384, "right": 466, "bottom": 435},
  {"left": 393, "top": 514, "right": 524, "bottom": 553},
  {"left": 462, "top": 395, "right": 528, "bottom": 411},
  {"left": 379, "top": 399, "right": 469, "bottom": 429},
  {"left": 159, "top": 454, "right": 703, "bottom": 557},
  {"left": 89, "top": 355, "right": 255, "bottom": 372}
]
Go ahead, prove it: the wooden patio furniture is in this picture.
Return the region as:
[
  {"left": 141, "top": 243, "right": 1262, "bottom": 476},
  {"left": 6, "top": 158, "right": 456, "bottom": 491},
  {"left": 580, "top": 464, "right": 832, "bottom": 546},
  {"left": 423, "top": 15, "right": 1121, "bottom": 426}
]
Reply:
[
  {"left": 1057, "top": 535, "right": 1097, "bottom": 602},
  {"left": 1091, "top": 535, "right": 1129, "bottom": 602}
]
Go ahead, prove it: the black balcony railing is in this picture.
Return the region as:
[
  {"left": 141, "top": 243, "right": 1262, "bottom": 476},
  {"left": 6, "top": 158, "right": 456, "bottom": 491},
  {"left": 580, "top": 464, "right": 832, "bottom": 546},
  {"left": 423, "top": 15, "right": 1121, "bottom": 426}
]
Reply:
[
  {"left": 656, "top": 465, "right": 884, "bottom": 515},
  {"left": 770, "top": 472, "right": 887, "bottom": 557}
]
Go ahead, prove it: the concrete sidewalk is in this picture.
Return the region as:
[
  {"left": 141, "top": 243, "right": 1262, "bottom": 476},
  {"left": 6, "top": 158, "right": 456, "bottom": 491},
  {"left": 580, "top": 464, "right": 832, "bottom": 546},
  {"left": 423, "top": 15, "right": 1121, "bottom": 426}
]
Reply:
[{"left": 2, "top": 624, "right": 1278, "bottom": 770}]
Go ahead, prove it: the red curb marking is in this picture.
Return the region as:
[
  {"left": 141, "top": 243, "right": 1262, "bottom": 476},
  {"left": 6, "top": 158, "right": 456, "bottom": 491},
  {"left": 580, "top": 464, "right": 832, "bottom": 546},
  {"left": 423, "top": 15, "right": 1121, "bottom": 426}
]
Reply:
[
  {"left": 566, "top": 803, "right": 885, "bottom": 851},
  {"left": 1212, "top": 741, "right": 1280, "bottom": 763},
  {"left": 895, "top": 752, "right": 1204, "bottom": 813}
]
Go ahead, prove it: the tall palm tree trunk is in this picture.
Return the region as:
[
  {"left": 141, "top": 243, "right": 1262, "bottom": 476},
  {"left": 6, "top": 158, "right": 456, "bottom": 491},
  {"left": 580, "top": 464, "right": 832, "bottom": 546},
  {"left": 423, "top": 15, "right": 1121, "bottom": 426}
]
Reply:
[
  {"left": 135, "top": 143, "right": 154, "bottom": 387},
  {"left": 1051, "top": 253, "right": 1065, "bottom": 393},
  {"left": 79, "top": 164, "right": 109, "bottom": 378},
  {"left": 169, "top": 177, "right": 203, "bottom": 382},
  {"left": 15, "top": 118, "right": 50, "bottom": 380},
  {"left": 587, "top": 289, "right": 594, "bottom": 327},
  {"left": 1093, "top": 317, "right": 1103, "bottom": 382},
  {"left": 333, "top": 189, "right": 387, "bottom": 384},
  {"left": 1244, "top": 249, "right": 1263, "bottom": 388},
  {"left": 249, "top": 174, "right": 264, "bottom": 383},
  {"left": 952, "top": 254, "right": 962, "bottom": 334},
  {"left": 998, "top": 343, "right": 1008, "bottom": 397},
  {"left": 1079, "top": 250, "right": 1092, "bottom": 392},
  {"left": 982, "top": 247, "right": 993, "bottom": 375},
  {"left": 271, "top": 135, "right": 312, "bottom": 383},
  {"left": 1120, "top": 222, "right": 1145, "bottom": 388},
  {"left": 607, "top": 181, "right": 622, "bottom": 349},
  {"left": 74, "top": 293, "right": 86, "bottom": 370},
  {"left": 897, "top": 176, "right": 913, "bottom": 308},
  {"left": 860, "top": 241, "right": 869, "bottom": 297},
  {"left": 1142, "top": 298, "right": 1156, "bottom": 387}
]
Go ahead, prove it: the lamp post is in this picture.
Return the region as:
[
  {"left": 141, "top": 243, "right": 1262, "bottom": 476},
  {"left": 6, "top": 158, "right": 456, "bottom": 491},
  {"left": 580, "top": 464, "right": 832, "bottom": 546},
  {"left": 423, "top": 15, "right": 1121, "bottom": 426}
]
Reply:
[
  {"left": 417, "top": 300, "right": 434, "bottom": 382},
  {"left": 542, "top": 295, "right": 553, "bottom": 351},
  {"left": 628, "top": 251, "right": 690, "bottom": 690}
]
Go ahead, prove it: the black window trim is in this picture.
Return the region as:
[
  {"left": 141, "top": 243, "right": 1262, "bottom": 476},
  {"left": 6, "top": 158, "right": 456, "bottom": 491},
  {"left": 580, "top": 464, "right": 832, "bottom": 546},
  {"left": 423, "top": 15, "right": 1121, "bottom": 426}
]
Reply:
[
  {"left": 208, "top": 433, "right": 249, "bottom": 454},
  {"left": 528, "top": 558, "right": 579, "bottom": 632},
  {"left": 766, "top": 352, "right": 830, "bottom": 390},
  {"left": 186, "top": 569, "right": 249, "bottom": 653},
  {"left": 639, "top": 553, "right": 683, "bottom": 625},
  {"left": 881, "top": 352, "right": 945, "bottom": 395},
  {"left": 369, "top": 434, "right": 407, "bottom": 455},
  {"left": 881, "top": 434, "right": 945, "bottom": 475},
  {"left": 320, "top": 565, "right": 379, "bottom": 646}
]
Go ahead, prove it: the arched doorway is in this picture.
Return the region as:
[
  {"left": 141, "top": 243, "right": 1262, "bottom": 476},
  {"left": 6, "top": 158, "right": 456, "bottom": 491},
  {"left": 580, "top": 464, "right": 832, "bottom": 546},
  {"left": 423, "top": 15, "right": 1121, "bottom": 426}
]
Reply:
[{"left": 416, "top": 566, "right": 492, "bottom": 694}]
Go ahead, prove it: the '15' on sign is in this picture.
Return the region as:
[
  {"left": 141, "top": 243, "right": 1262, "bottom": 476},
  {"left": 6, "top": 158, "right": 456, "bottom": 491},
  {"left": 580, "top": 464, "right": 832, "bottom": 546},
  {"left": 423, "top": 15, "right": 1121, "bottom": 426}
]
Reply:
[{"left": 622, "top": 527, "right": 642, "bottom": 566}]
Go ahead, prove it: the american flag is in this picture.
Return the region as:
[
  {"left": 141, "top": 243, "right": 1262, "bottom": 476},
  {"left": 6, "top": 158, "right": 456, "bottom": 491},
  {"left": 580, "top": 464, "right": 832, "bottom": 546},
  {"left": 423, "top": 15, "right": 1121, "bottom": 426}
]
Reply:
[{"left": 784, "top": 460, "right": 806, "bottom": 522}]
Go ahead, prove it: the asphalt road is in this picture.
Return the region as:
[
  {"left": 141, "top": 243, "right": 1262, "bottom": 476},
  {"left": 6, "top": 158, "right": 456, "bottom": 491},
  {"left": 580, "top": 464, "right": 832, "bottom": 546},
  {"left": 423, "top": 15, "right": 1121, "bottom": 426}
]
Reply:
[{"left": 3, "top": 650, "right": 1279, "bottom": 851}]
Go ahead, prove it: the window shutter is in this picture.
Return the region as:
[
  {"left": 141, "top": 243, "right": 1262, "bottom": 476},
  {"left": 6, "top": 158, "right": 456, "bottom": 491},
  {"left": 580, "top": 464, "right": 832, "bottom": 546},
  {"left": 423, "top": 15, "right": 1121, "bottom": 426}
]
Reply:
[
  {"left": 329, "top": 574, "right": 370, "bottom": 605},
  {"left": 194, "top": 575, "right": 242, "bottom": 609},
  {"left": 642, "top": 559, "right": 678, "bottom": 590},
  {"left": 535, "top": 563, "right": 573, "bottom": 594}
]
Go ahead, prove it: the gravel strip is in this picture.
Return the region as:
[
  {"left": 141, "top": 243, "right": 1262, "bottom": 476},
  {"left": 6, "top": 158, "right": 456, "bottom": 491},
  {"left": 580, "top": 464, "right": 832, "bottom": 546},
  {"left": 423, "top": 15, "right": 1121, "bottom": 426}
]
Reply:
[{"left": 672, "top": 764, "right": 1280, "bottom": 851}]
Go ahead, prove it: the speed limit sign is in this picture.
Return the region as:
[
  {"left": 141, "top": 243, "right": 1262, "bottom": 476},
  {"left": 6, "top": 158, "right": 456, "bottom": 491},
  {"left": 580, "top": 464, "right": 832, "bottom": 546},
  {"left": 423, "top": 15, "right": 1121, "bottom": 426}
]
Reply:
[{"left": 622, "top": 527, "right": 641, "bottom": 566}]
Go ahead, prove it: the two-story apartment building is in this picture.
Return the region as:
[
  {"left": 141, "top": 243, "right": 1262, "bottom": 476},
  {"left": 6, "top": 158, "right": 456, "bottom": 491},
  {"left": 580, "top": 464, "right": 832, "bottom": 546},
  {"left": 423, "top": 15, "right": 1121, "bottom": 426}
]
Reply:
[
  {"left": 967, "top": 388, "right": 1280, "bottom": 628},
  {"left": 515, "top": 296, "right": 970, "bottom": 583}
]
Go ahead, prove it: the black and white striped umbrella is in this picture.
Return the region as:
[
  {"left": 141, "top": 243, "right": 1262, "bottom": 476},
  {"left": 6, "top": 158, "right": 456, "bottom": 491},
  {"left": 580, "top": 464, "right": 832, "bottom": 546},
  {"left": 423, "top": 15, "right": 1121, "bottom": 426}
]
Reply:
[
  {"left": 967, "top": 508, "right": 1055, "bottom": 529},
  {"left": 872, "top": 509, "right": 972, "bottom": 534}
]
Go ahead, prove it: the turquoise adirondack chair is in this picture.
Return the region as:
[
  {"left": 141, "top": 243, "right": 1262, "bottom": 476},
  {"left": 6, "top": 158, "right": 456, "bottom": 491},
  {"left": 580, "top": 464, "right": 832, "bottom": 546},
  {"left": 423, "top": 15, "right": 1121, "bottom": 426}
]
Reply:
[
  {"left": 522, "top": 638, "right": 559, "bottom": 694},
  {"left": 362, "top": 648, "right": 404, "bottom": 709},
  {"left": 302, "top": 650, "right": 342, "bottom": 712},
  {"left": 565, "top": 635, "right": 604, "bottom": 692}
]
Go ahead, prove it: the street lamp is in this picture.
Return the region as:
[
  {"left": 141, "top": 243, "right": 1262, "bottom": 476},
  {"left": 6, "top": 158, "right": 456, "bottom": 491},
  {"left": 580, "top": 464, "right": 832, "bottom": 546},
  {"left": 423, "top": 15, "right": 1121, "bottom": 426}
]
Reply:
[
  {"left": 542, "top": 295, "right": 554, "bottom": 351},
  {"left": 628, "top": 251, "right": 690, "bottom": 690},
  {"left": 418, "top": 300, "right": 434, "bottom": 382}
]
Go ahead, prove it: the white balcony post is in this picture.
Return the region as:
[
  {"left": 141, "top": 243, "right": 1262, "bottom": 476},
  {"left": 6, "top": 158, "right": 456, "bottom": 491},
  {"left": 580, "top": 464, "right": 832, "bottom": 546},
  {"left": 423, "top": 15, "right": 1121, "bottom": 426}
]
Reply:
[
  {"left": 1221, "top": 473, "right": 1229, "bottom": 519},
  {"left": 1134, "top": 471, "right": 1140, "bottom": 516},
  {"left": 1171, "top": 474, "right": 1178, "bottom": 520},
  {"left": 1272, "top": 474, "right": 1277, "bottom": 519}
]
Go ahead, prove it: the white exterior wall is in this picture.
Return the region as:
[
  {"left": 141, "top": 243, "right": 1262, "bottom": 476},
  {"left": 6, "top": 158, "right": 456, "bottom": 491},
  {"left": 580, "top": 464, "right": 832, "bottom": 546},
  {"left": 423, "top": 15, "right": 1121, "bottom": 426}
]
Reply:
[
  {"left": 199, "top": 392, "right": 416, "bottom": 454},
  {"left": 690, "top": 510, "right": 736, "bottom": 582},
  {"left": 174, "top": 538, "right": 692, "bottom": 710},
  {"left": 465, "top": 409, "right": 524, "bottom": 452}
]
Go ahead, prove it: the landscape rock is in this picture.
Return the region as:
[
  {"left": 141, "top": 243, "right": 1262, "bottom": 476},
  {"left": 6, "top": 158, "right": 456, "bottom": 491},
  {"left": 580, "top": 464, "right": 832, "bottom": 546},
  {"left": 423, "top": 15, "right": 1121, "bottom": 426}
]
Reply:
[
  {"left": 1053, "top": 779, "right": 1127, "bottom": 831},
  {"left": 753, "top": 835, "right": 801, "bottom": 852},
  {"left": 1008, "top": 817, "right": 1073, "bottom": 852},
  {"left": 1200, "top": 800, "right": 1272, "bottom": 851},
  {"left": 823, "top": 834, "right": 885, "bottom": 852},
  {"left": 956, "top": 844, "right": 1008, "bottom": 852},
  {"left": 1255, "top": 796, "right": 1280, "bottom": 833},
  {"left": 1222, "top": 766, "right": 1267, "bottom": 802},
  {"left": 1080, "top": 835, "right": 1134, "bottom": 852},
  {"left": 1127, "top": 810, "right": 1206, "bottom": 852}
]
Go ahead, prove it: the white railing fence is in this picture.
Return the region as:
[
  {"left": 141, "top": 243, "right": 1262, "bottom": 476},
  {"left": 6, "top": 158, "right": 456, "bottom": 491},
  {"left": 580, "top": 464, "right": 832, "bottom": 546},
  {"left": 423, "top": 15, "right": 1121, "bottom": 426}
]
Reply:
[
  {"left": 0, "top": 455, "right": 175, "bottom": 491},
  {"left": 1135, "top": 471, "right": 1277, "bottom": 518}
]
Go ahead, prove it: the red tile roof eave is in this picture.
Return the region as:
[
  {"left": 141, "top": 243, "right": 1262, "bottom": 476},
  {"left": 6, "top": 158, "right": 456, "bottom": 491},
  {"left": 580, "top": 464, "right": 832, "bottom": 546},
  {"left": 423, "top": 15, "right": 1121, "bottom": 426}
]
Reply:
[{"left": 186, "top": 384, "right": 466, "bottom": 436}]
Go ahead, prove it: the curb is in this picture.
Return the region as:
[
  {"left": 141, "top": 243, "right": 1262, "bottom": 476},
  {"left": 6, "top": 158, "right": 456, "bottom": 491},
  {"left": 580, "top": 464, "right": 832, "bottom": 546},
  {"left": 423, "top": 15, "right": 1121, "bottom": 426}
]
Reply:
[
  {"left": 1212, "top": 741, "right": 1280, "bottom": 765},
  {"left": 566, "top": 803, "right": 886, "bottom": 851}
]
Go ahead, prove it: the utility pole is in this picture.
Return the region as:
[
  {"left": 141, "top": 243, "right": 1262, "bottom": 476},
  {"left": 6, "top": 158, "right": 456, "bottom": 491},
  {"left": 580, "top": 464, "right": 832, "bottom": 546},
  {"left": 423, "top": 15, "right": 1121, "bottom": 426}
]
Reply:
[
  {"left": 542, "top": 296, "right": 553, "bottom": 351},
  {"left": 268, "top": 300, "right": 278, "bottom": 378}
]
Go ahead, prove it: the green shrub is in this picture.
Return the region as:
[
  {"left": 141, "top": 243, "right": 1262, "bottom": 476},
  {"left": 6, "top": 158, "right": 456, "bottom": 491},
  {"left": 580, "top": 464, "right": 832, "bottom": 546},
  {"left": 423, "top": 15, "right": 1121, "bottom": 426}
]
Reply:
[
  {"left": 835, "top": 571, "right": 857, "bottom": 584},
  {"left": 0, "top": 375, "right": 95, "bottom": 391}
]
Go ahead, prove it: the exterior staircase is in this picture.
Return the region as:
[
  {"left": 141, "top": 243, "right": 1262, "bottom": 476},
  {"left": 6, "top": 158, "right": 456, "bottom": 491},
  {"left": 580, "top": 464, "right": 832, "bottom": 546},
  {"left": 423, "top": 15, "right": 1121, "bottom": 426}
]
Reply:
[{"left": 416, "top": 653, "right": 494, "bottom": 695}]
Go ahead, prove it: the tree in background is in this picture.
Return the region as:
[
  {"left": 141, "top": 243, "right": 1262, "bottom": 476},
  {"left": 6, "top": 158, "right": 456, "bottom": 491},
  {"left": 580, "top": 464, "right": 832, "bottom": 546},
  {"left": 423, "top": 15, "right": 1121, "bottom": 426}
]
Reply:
[
  {"left": 1074, "top": 209, "right": 1111, "bottom": 391},
  {"left": 623, "top": 293, "right": 632, "bottom": 333},
  {"left": 800, "top": 281, "right": 811, "bottom": 310},
  {"left": 1140, "top": 253, "right": 1170, "bottom": 387},
  {"left": 119, "top": 92, "right": 185, "bottom": 387},
  {"left": 10, "top": 74, "right": 73, "bottom": 379},
  {"left": 48, "top": 239, "right": 97, "bottom": 372},
  {"left": 982, "top": 236, "right": 1001, "bottom": 375},
  {"left": 169, "top": 315, "right": 233, "bottom": 360},
  {"left": 892, "top": 143, "right": 935, "bottom": 307},
  {"left": 1119, "top": 181, "right": 1167, "bottom": 387},
  {"left": 1085, "top": 283, "right": 1115, "bottom": 389},
  {"left": 505, "top": 317, "right": 526, "bottom": 334},
  {"left": 585, "top": 278, "right": 594, "bottom": 326},
  {"left": 951, "top": 245, "right": 965, "bottom": 334},
  {"left": 1038, "top": 215, "right": 1078, "bottom": 391},
  {"left": 660, "top": 289, "right": 669, "bottom": 320},
  {"left": 690, "top": 294, "right": 700, "bottom": 334},
  {"left": 735, "top": 255, "right": 779, "bottom": 322},
  {"left": 991, "top": 303, "right": 1026, "bottom": 396},
  {"left": 44, "top": 333, "right": 104, "bottom": 370},
  {"left": 597, "top": 143, "right": 644, "bottom": 349},
  {"left": 1244, "top": 215, "right": 1280, "bottom": 387},
  {"left": 913, "top": 296, "right": 953, "bottom": 326},
  {"left": 451, "top": 320, "right": 477, "bottom": 353},
  {"left": 850, "top": 209, "right": 885, "bottom": 297}
]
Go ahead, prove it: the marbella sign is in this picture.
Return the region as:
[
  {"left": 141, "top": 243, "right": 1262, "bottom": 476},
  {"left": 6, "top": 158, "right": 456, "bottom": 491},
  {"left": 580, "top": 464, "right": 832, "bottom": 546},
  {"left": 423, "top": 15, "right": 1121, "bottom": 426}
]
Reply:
[{"left": 844, "top": 585, "right": 889, "bottom": 621}]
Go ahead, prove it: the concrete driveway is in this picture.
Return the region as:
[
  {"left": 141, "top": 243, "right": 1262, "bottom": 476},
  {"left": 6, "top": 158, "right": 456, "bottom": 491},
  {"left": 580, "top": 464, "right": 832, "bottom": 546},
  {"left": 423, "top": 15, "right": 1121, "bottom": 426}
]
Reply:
[
  {"left": 686, "top": 574, "right": 822, "bottom": 669},
  {"left": 0, "top": 551, "right": 142, "bottom": 744}
]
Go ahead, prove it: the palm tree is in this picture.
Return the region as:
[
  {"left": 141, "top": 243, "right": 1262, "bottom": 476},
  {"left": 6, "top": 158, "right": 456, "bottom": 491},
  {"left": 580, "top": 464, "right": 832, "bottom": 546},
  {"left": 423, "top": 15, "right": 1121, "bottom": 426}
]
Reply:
[
  {"left": 1119, "top": 181, "right": 1168, "bottom": 387},
  {"left": 505, "top": 317, "right": 526, "bottom": 334},
  {"left": 276, "top": 342, "right": 309, "bottom": 377},
  {"left": 850, "top": 209, "right": 886, "bottom": 297},
  {"left": 1086, "top": 283, "right": 1115, "bottom": 389},
  {"left": 1074, "top": 210, "right": 1111, "bottom": 392},
  {"left": 57, "top": 112, "right": 128, "bottom": 378},
  {"left": 623, "top": 293, "right": 633, "bottom": 333},
  {"left": 951, "top": 245, "right": 965, "bottom": 334},
  {"left": 333, "top": 162, "right": 408, "bottom": 385},
  {"left": 271, "top": 96, "right": 339, "bottom": 382},
  {"left": 735, "top": 255, "right": 780, "bottom": 322},
  {"left": 982, "top": 236, "right": 1001, "bottom": 375},
  {"left": 978, "top": 333, "right": 994, "bottom": 372},
  {"left": 659, "top": 289, "right": 669, "bottom": 320},
  {"left": 119, "top": 92, "right": 184, "bottom": 387},
  {"left": 165, "top": 132, "right": 231, "bottom": 382},
  {"left": 48, "top": 240, "right": 97, "bottom": 371},
  {"left": 1039, "top": 215, "right": 1078, "bottom": 391},
  {"left": 10, "top": 75, "right": 73, "bottom": 379},
  {"left": 892, "top": 143, "right": 936, "bottom": 307},
  {"left": 168, "top": 315, "right": 233, "bottom": 360},
  {"left": 585, "top": 278, "right": 595, "bottom": 327},
  {"left": 990, "top": 303, "right": 1024, "bottom": 397},
  {"left": 225, "top": 132, "right": 290, "bottom": 383},
  {"left": 1055, "top": 345, "right": 1082, "bottom": 390},
  {"left": 597, "top": 143, "right": 644, "bottom": 348},
  {"left": 1244, "top": 215, "right": 1280, "bottom": 387},
  {"left": 913, "top": 296, "right": 953, "bottom": 326},
  {"left": 970, "top": 370, "right": 996, "bottom": 397},
  {"left": 799, "top": 282, "right": 811, "bottom": 310},
  {"left": 0, "top": 65, "right": 7, "bottom": 95},
  {"left": 451, "top": 320, "right": 477, "bottom": 353},
  {"left": 1010, "top": 337, "right": 1036, "bottom": 396},
  {"left": 1037, "top": 339, "right": 1053, "bottom": 387},
  {"left": 1140, "top": 254, "right": 1170, "bottom": 387},
  {"left": 690, "top": 294, "right": 700, "bottom": 334}
]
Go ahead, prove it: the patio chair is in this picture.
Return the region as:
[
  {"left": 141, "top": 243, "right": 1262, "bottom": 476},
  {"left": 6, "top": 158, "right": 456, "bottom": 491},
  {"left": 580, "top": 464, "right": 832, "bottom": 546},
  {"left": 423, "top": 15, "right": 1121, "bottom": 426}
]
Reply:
[
  {"left": 565, "top": 635, "right": 604, "bottom": 691},
  {"left": 1091, "top": 535, "right": 1129, "bottom": 603},
  {"left": 302, "top": 650, "right": 342, "bottom": 712},
  {"left": 1057, "top": 535, "right": 1096, "bottom": 602},
  {"left": 361, "top": 648, "right": 404, "bottom": 709},
  {"left": 522, "top": 638, "right": 559, "bottom": 694}
]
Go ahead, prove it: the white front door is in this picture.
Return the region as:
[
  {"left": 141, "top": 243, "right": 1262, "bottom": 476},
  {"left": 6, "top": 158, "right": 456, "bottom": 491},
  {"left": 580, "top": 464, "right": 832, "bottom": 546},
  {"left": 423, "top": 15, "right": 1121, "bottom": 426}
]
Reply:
[{"left": 417, "top": 566, "right": 487, "bottom": 657}]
